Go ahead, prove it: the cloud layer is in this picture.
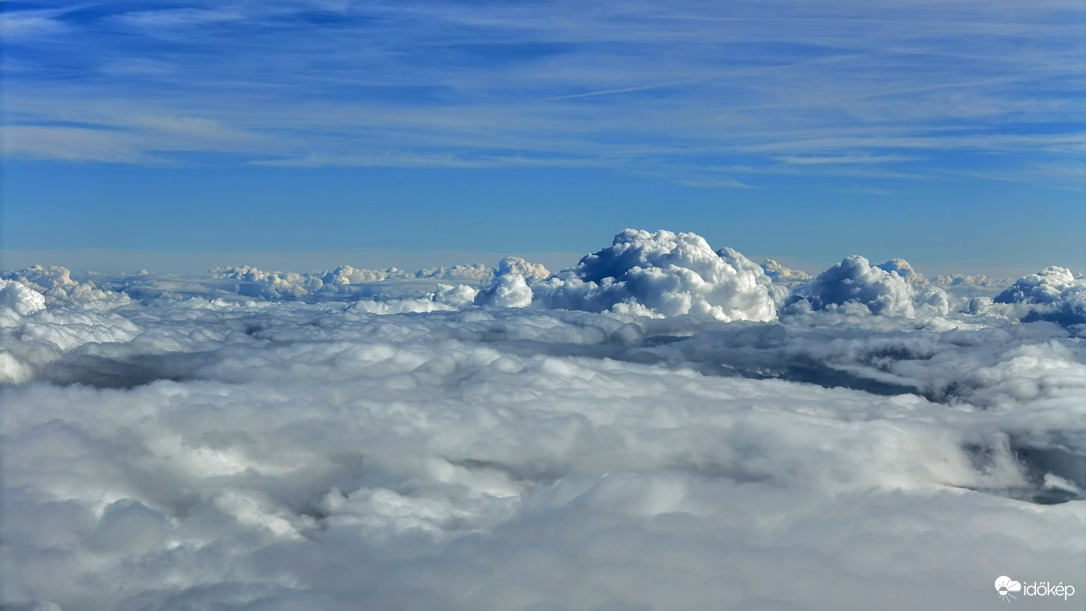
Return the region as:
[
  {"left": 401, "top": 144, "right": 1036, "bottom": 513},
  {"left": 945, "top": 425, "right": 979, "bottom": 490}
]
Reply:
[{"left": 2, "top": 231, "right": 1084, "bottom": 610}]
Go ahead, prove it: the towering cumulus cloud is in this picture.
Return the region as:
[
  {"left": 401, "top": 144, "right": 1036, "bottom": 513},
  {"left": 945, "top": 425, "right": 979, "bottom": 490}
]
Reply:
[
  {"left": 532, "top": 229, "right": 776, "bottom": 321},
  {"left": 994, "top": 267, "right": 1086, "bottom": 326},
  {"left": 785, "top": 255, "right": 950, "bottom": 317},
  {"left": 474, "top": 257, "right": 551, "bottom": 308}
]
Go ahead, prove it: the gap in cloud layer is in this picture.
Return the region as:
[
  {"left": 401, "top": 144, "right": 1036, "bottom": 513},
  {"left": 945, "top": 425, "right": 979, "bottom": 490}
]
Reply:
[{"left": 2, "top": 229, "right": 1084, "bottom": 610}]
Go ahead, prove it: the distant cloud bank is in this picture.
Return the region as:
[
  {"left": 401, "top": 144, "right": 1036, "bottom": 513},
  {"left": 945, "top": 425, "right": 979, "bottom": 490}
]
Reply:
[{"left": 2, "top": 229, "right": 1084, "bottom": 610}]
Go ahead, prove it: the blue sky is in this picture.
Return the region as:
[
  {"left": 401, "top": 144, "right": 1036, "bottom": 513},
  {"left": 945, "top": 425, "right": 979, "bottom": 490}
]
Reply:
[{"left": 1, "top": 0, "right": 1084, "bottom": 274}]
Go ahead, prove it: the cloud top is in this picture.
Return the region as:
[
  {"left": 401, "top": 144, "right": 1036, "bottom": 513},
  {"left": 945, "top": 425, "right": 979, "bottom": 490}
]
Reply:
[
  {"left": 785, "top": 255, "right": 950, "bottom": 317},
  {"left": 994, "top": 266, "right": 1086, "bottom": 326},
  {"left": 532, "top": 229, "right": 776, "bottom": 321},
  {"left": 0, "top": 278, "right": 46, "bottom": 317},
  {"left": 996, "top": 266, "right": 1079, "bottom": 305}
]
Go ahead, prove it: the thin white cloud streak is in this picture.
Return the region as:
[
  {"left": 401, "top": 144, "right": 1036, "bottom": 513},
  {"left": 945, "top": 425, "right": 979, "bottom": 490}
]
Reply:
[
  {"left": 1, "top": 0, "right": 1083, "bottom": 185},
  {"left": 775, "top": 154, "right": 919, "bottom": 165},
  {"left": 110, "top": 7, "right": 249, "bottom": 30},
  {"left": 0, "top": 14, "right": 68, "bottom": 40}
]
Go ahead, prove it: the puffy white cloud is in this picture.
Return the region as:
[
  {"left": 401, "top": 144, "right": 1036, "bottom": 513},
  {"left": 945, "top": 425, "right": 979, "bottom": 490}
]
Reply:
[
  {"left": 981, "top": 267, "right": 1086, "bottom": 327},
  {"left": 785, "top": 255, "right": 951, "bottom": 317},
  {"left": 0, "top": 275, "right": 142, "bottom": 385},
  {"left": 475, "top": 273, "right": 533, "bottom": 308},
  {"left": 875, "top": 258, "right": 923, "bottom": 282},
  {"left": 533, "top": 229, "right": 776, "bottom": 321},
  {"left": 933, "top": 273, "right": 1005, "bottom": 289},
  {"left": 996, "top": 267, "right": 1079, "bottom": 305},
  {"left": 320, "top": 265, "right": 406, "bottom": 286},
  {"left": 203, "top": 263, "right": 512, "bottom": 303},
  {"left": 495, "top": 256, "right": 552, "bottom": 284},
  {"left": 474, "top": 257, "right": 551, "bottom": 308},
  {"left": 1, "top": 265, "right": 78, "bottom": 292},
  {"left": 415, "top": 263, "right": 494, "bottom": 283},
  {"left": 1, "top": 266, "right": 131, "bottom": 310},
  {"left": 0, "top": 278, "right": 46, "bottom": 317},
  {"left": 351, "top": 283, "right": 479, "bottom": 314},
  {"left": 211, "top": 265, "right": 326, "bottom": 300}
]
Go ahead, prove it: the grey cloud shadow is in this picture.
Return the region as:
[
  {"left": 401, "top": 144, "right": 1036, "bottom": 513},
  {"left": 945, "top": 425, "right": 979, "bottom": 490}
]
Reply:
[{"left": 38, "top": 352, "right": 210, "bottom": 389}]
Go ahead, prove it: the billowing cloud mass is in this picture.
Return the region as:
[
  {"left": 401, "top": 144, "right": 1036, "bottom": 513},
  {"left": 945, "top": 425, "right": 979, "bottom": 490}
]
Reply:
[
  {"left": 784, "top": 255, "right": 951, "bottom": 317},
  {"left": 474, "top": 257, "right": 552, "bottom": 308},
  {"left": 1, "top": 231, "right": 1084, "bottom": 611},
  {"left": 875, "top": 257, "right": 922, "bottom": 281},
  {"left": 532, "top": 229, "right": 776, "bottom": 321},
  {"left": 0, "top": 277, "right": 46, "bottom": 316},
  {"left": 991, "top": 266, "right": 1086, "bottom": 326}
]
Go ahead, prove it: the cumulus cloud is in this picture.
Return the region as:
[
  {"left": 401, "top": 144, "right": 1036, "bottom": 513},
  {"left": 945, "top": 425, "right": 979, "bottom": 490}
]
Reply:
[
  {"left": 494, "top": 256, "right": 552, "bottom": 284},
  {"left": 211, "top": 265, "right": 325, "bottom": 299},
  {"left": 0, "top": 273, "right": 141, "bottom": 385},
  {"left": 2, "top": 241, "right": 1084, "bottom": 610},
  {"left": 350, "top": 283, "right": 479, "bottom": 314},
  {"left": 475, "top": 273, "right": 533, "bottom": 308},
  {"left": 2, "top": 265, "right": 78, "bottom": 292},
  {"left": 0, "top": 278, "right": 47, "bottom": 317},
  {"left": 203, "top": 261, "right": 544, "bottom": 305},
  {"left": 959, "top": 267, "right": 1086, "bottom": 327},
  {"left": 996, "top": 267, "right": 1080, "bottom": 305},
  {"left": 785, "top": 255, "right": 951, "bottom": 317},
  {"left": 532, "top": 229, "right": 776, "bottom": 321},
  {"left": 2, "top": 266, "right": 131, "bottom": 310},
  {"left": 875, "top": 258, "right": 923, "bottom": 282},
  {"left": 320, "top": 265, "right": 407, "bottom": 286},
  {"left": 415, "top": 263, "right": 493, "bottom": 283},
  {"left": 474, "top": 257, "right": 551, "bottom": 308},
  {"left": 934, "top": 273, "right": 1004, "bottom": 288},
  {"left": 760, "top": 259, "right": 811, "bottom": 282}
]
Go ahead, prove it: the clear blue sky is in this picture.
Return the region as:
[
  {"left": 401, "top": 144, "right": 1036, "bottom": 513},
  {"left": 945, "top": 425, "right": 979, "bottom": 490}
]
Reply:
[{"left": 1, "top": 0, "right": 1084, "bottom": 275}]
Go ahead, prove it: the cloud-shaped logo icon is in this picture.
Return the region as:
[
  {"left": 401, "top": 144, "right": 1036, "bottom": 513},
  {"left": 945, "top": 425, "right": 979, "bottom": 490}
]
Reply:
[{"left": 995, "top": 576, "right": 1022, "bottom": 601}]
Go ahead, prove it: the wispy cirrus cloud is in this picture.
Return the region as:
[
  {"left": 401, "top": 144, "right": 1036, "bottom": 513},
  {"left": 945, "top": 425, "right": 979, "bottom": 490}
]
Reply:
[
  {"left": 1, "top": 0, "right": 1083, "bottom": 188},
  {"left": 775, "top": 154, "right": 920, "bottom": 166},
  {"left": 109, "top": 7, "right": 249, "bottom": 30}
]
